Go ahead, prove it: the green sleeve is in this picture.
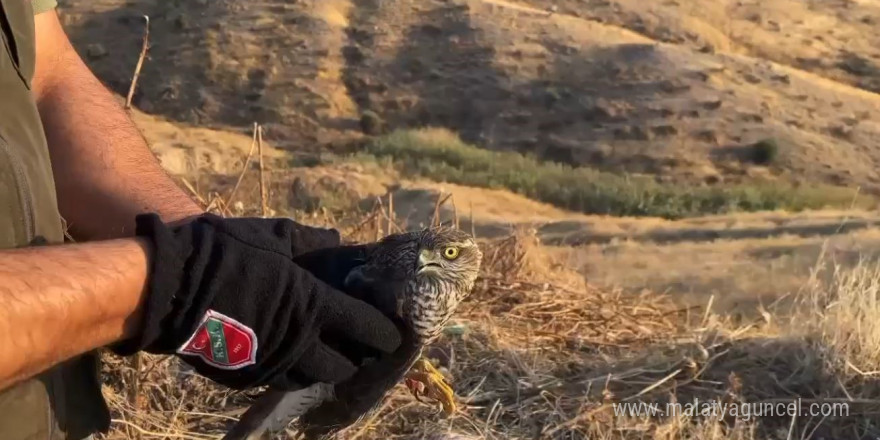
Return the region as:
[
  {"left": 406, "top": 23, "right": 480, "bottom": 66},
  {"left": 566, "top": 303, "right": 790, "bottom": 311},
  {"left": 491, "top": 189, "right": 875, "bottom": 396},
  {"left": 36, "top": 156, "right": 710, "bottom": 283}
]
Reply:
[{"left": 32, "top": 0, "right": 57, "bottom": 14}]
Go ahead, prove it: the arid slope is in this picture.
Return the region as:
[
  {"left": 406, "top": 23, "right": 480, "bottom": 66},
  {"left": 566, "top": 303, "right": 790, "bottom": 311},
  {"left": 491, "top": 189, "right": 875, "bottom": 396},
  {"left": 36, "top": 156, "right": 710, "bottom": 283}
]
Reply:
[{"left": 58, "top": 0, "right": 880, "bottom": 192}]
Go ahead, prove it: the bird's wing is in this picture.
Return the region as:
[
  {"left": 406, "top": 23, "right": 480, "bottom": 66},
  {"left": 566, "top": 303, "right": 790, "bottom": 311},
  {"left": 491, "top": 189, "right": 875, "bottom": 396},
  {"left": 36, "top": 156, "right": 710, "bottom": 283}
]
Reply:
[
  {"left": 296, "top": 334, "right": 423, "bottom": 440},
  {"left": 222, "top": 383, "right": 334, "bottom": 440},
  {"left": 225, "top": 234, "right": 424, "bottom": 440}
]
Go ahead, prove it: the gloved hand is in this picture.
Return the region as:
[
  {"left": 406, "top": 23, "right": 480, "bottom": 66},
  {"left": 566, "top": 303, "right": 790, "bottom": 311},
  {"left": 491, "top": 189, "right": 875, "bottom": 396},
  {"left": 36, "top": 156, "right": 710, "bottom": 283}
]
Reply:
[
  {"left": 112, "top": 213, "right": 402, "bottom": 391},
  {"left": 293, "top": 245, "right": 400, "bottom": 317},
  {"left": 292, "top": 244, "right": 407, "bottom": 367}
]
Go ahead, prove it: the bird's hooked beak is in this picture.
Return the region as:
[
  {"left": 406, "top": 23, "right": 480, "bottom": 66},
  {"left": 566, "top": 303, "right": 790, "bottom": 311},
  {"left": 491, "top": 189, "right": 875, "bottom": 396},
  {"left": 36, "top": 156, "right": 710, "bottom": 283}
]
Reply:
[{"left": 417, "top": 249, "right": 442, "bottom": 274}]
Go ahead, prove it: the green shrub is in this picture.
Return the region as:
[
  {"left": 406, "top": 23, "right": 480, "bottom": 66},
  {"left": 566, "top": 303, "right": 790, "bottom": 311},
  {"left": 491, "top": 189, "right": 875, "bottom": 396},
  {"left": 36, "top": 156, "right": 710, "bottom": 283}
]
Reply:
[
  {"left": 751, "top": 138, "right": 780, "bottom": 165},
  {"left": 362, "top": 128, "right": 870, "bottom": 219},
  {"left": 359, "top": 110, "right": 385, "bottom": 136}
]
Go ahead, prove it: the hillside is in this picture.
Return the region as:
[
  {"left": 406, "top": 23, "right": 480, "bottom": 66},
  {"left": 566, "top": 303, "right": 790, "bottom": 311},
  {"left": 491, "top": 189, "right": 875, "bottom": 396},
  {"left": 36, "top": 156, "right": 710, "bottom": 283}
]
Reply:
[
  {"left": 58, "top": 0, "right": 880, "bottom": 193},
  {"left": 543, "top": 0, "right": 880, "bottom": 93}
]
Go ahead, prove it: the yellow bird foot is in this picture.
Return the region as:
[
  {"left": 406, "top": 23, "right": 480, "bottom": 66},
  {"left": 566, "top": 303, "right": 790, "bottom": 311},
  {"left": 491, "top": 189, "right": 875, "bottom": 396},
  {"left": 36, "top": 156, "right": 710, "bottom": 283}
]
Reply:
[{"left": 404, "top": 358, "right": 456, "bottom": 415}]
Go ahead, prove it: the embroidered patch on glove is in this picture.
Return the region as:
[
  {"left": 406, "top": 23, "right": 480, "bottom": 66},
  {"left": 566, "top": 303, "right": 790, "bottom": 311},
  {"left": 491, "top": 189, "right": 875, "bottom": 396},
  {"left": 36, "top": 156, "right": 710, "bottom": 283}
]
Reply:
[{"left": 178, "top": 310, "right": 257, "bottom": 369}]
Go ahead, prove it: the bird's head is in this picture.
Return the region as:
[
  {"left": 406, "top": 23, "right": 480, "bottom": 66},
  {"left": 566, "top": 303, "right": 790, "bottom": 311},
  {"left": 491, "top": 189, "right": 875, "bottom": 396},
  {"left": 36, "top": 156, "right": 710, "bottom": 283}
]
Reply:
[
  {"left": 343, "top": 227, "right": 482, "bottom": 341},
  {"left": 398, "top": 227, "right": 482, "bottom": 340},
  {"left": 414, "top": 227, "right": 482, "bottom": 288}
]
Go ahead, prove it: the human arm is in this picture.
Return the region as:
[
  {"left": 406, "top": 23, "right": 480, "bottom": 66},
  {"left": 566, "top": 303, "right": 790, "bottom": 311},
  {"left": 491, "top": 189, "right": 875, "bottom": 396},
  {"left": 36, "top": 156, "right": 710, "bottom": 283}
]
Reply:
[
  {"left": 0, "top": 238, "right": 149, "bottom": 390},
  {"left": 10, "top": 7, "right": 402, "bottom": 394},
  {"left": 0, "top": 214, "right": 402, "bottom": 392},
  {"left": 31, "top": 9, "right": 202, "bottom": 240}
]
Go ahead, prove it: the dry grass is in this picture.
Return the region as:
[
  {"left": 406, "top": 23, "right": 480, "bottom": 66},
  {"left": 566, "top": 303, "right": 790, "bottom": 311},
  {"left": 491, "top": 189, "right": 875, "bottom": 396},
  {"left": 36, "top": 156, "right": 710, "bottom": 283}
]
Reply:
[
  {"left": 795, "top": 256, "right": 880, "bottom": 389},
  {"left": 95, "top": 210, "right": 880, "bottom": 439}
]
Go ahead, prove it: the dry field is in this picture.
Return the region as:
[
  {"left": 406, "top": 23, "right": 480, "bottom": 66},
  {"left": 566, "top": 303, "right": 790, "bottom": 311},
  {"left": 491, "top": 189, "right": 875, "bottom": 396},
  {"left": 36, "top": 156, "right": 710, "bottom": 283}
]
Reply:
[
  {"left": 93, "top": 123, "right": 880, "bottom": 438},
  {"left": 97, "top": 207, "right": 880, "bottom": 439},
  {"left": 98, "top": 110, "right": 880, "bottom": 440}
]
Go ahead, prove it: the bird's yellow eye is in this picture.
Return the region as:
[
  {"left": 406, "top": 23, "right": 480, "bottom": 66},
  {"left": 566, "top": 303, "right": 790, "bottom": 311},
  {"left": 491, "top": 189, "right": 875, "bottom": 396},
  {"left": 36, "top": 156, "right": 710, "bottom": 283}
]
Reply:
[{"left": 442, "top": 247, "right": 460, "bottom": 260}]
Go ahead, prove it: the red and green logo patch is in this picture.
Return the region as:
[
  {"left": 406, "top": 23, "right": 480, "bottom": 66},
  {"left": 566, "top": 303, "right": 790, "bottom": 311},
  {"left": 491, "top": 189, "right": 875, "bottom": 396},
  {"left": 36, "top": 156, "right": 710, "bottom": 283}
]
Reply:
[{"left": 178, "top": 310, "right": 257, "bottom": 369}]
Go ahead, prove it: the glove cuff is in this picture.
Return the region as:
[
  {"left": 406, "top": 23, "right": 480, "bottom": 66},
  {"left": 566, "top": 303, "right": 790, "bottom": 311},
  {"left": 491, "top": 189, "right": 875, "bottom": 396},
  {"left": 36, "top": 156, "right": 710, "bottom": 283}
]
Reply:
[{"left": 109, "top": 213, "right": 188, "bottom": 356}]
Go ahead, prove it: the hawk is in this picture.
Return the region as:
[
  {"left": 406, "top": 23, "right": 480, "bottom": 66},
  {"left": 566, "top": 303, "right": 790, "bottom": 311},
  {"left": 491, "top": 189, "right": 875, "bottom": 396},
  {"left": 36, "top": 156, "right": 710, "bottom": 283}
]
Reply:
[{"left": 223, "top": 227, "right": 482, "bottom": 439}]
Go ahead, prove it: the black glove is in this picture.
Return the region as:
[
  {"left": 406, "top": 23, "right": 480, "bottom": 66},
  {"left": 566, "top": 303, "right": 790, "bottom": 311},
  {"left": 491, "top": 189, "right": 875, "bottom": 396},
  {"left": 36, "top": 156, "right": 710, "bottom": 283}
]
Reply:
[
  {"left": 292, "top": 243, "right": 411, "bottom": 378},
  {"left": 281, "top": 220, "right": 343, "bottom": 257},
  {"left": 112, "top": 213, "right": 402, "bottom": 391},
  {"left": 294, "top": 245, "right": 400, "bottom": 318}
]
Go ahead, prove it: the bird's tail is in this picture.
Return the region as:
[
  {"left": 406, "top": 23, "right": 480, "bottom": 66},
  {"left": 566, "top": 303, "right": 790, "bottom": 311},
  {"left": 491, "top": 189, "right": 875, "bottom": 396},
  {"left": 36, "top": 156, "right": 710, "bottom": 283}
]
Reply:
[{"left": 296, "top": 334, "right": 423, "bottom": 439}]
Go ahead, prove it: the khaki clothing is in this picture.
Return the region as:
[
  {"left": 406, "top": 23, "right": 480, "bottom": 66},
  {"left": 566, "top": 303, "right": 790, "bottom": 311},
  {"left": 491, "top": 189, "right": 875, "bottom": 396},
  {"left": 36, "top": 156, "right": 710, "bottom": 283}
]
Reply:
[
  {"left": 0, "top": 0, "right": 110, "bottom": 438},
  {"left": 32, "top": 0, "right": 57, "bottom": 15}
]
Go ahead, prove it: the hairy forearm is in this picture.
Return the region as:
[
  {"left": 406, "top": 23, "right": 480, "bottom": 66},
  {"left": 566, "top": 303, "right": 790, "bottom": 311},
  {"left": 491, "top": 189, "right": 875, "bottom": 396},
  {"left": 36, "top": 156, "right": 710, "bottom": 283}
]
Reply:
[
  {"left": 0, "top": 239, "right": 149, "bottom": 390},
  {"left": 32, "top": 11, "right": 201, "bottom": 240}
]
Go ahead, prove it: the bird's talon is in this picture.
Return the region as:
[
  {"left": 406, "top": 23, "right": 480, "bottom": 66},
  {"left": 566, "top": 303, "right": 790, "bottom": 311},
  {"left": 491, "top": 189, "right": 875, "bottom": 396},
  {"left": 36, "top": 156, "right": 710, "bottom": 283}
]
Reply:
[
  {"left": 414, "top": 392, "right": 430, "bottom": 404},
  {"left": 404, "top": 358, "right": 457, "bottom": 415}
]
